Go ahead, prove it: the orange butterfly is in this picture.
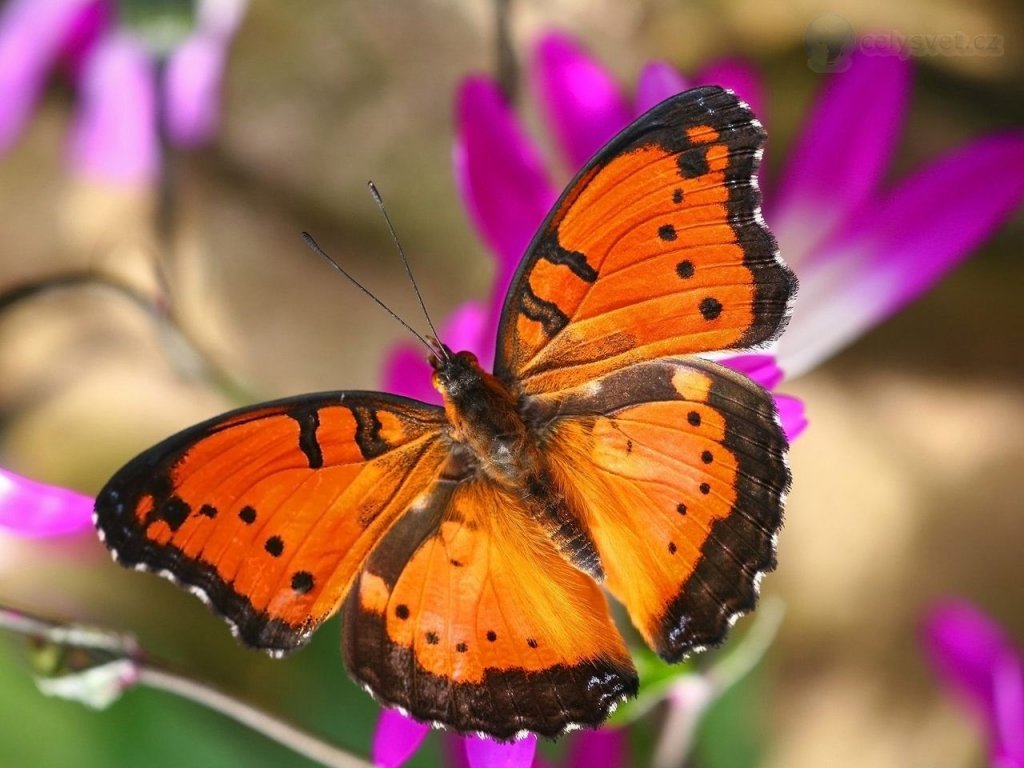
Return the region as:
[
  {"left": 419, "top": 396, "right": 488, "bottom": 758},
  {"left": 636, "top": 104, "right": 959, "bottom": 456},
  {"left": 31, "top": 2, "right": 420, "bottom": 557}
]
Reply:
[{"left": 95, "top": 86, "right": 795, "bottom": 740}]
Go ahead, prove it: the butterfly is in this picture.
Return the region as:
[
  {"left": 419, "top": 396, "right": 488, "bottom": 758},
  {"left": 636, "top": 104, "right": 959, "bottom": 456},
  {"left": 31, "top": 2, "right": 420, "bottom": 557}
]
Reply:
[{"left": 94, "top": 86, "right": 795, "bottom": 740}]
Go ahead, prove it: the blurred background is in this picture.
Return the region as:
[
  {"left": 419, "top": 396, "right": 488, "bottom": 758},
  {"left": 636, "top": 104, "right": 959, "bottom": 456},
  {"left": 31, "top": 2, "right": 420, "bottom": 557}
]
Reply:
[{"left": 0, "top": 1, "right": 1021, "bottom": 766}]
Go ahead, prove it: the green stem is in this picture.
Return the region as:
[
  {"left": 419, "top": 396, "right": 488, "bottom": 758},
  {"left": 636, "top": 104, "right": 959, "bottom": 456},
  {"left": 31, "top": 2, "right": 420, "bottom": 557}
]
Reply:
[{"left": 0, "top": 603, "right": 373, "bottom": 768}]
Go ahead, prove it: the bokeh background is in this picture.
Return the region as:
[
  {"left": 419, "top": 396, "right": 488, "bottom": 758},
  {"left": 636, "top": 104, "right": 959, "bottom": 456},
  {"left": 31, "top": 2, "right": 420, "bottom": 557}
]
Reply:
[{"left": 1, "top": 1, "right": 1022, "bottom": 766}]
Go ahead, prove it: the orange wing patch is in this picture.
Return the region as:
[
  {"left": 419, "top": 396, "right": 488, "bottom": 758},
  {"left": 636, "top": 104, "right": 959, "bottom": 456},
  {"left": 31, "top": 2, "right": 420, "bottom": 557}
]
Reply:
[
  {"left": 495, "top": 87, "right": 794, "bottom": 396},
  {"left": 540, "top": 358, "right": 789, "bottom": 660},
  {"left": 95, "top": 392, "right": 449, "bottom": 655},
  {"left": 344, "top": 470, "right": 637, "bottom": 739}
]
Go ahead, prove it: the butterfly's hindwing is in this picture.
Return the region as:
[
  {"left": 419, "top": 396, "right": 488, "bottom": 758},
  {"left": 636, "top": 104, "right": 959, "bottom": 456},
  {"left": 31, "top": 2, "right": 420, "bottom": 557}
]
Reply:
[
  {"left": 539, "top": 357, "right": 789, "bottom": 660},
  {"left": 343, "top": 470, "right": 638, "bottom": 739}
]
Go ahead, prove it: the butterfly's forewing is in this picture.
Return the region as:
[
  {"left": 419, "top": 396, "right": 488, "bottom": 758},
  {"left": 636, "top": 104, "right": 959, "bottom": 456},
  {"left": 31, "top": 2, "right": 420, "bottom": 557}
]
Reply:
[
  {"left": 343, "top": 467, "right": 638, "bottom": 739},
  {"left": 537, "top": 358, "right": 788, "bottom": 660},
  {"left": 95, "top": 392, "right": 449, "bottom": 655},
  {"left": 495, "top": 86, "right": 795, "bottom": 397}
]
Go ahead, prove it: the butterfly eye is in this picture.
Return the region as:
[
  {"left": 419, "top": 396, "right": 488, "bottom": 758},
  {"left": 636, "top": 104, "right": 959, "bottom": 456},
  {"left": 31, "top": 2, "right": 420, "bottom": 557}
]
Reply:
[{"left": 456, "top": 351, "right": 479, "bottom": 367}]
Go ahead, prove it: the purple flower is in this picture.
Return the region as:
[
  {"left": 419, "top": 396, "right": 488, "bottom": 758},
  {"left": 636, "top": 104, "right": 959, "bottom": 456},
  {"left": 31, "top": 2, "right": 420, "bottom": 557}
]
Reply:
[
  {"left": 373, "top": 706, "right": 630, "bottom": 768},
  {"left": 923, "top": 600, "right": 1024, "bottom": 767},
  {"left": 0, "top": 467, "right": 94, "bottom": 537},
  {"left": 373, "top": 708, "right": 538, "bottom": 768},
  {"left": 0, "top": 0, "right": 246, "bottom": 183}
]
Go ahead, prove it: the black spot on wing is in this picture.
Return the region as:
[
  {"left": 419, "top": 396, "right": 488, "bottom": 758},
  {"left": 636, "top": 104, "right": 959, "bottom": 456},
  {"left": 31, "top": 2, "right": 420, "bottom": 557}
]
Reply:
[
  {"left": 699, "top": 297, "right": 723, "bottom": 320},
  {"left": 520, "top": 284, "right": 569, "bottom": 337},
  {"left": 677, "top": 146, "right": 709, "bottom": 178},
  {"left": 290, "top": 406, "right": 323, "bottom": 469},
  {"left": 150, "top": 496, "right": 190, "bottom": 532},
  {"left": 352, "top": 406, "right": 388, "bottom": 460},
  {"left": 291, "top": 571, "right": 314, "bottom": 594},
  {"left": 538, "top": 236, "right": 598, "bottom": 283}
]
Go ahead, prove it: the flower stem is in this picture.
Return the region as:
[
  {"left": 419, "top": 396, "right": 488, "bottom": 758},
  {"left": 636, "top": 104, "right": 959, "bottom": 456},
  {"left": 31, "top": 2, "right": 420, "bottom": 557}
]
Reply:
[
  {"left": 136, "top": 665, "right": 373, "bottom": 768},
  {"left": 0, "top": 603, "right": 373, "bottom": 768},
  {"left": 493, "top": 0, "right": 518, "bottom": 101}
]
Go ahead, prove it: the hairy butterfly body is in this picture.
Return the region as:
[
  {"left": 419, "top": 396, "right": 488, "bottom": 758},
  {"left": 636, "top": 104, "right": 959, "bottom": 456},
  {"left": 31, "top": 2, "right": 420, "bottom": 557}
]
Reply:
[{"left": 95, "top": 86, "right": 795, "bottom": 739}]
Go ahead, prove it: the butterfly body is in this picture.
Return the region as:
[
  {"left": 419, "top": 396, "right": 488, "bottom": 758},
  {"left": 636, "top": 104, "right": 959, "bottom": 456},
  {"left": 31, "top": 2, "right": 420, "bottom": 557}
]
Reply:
[
  {"left": 95, "top": 86, "right": 796, "bottom": 739},
  {"left": 432, "top": 347, "right": 605, "bottom": 576}
]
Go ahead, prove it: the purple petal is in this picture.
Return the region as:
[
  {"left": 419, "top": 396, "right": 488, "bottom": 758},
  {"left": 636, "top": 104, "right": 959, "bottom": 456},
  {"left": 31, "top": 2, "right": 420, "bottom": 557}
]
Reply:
[
  {"left": 565, "top": 728, "right": 626, "bottom": 768},
  {"left": 463, "top": 734, "right": 537, "bottom": 768},
  {"left": 55, "top": 0, "right": 110, "bottom": 81},
  {"left": 67, "top": 32, "right": 158, "bottom": 183},
  {"left": 775, "top": 132, "right": 1024, "bottom": 378},
  {"left": 634, "top": 61, "right": 688, "bottom": 114},
  {"left": 771, "top": 46, "right": 910, "bottom": 267},
  {"left": 163, "top": 33, "right": 229, "bottom": 148},
  {"left": 382, "top": 344, "right": 438, "bottom": 404},
  {"left": 0, "top": 0, "right": 99, "bottom": 153},
  {"left": 721, "top": 354, "right": 783, "bottom": 389},
  {"left": 774, "top": 395, "right": 807, "bottom": 441},
  {"left": 0, "top": 468, "right": 94, "bottom": 537},
  {"left": 454, "top": 76, "right": 557, "bottom": 280},
  {"left": 372, "top": 709, "right": 430, "bottom": 768},
  {"left": 923, "top": 600, "right": 1024, "bottom": 761},
  {"left": 441, "top": 301, "right": 488, "bottom": 360},
  {"left": 693, "top": 59, "right": 766, "bottom": 126},
  {"left": 531, "top": 31, "right": 632, "bottom": 171},
  {"left": 382, "top": 301, "right": 487, "bottom": 403},
  {"left": 994, "top": 653, "right": 1024, "bottom": 763}
]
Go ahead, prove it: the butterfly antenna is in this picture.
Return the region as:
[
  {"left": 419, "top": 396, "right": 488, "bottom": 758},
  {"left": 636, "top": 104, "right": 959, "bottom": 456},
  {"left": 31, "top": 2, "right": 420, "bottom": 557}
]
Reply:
[
  {"left": 300, "top": 232, "right": 436, "bottom": 355},
  {"left": 367, "top": 181, "right": 448, "bottom": 360}
]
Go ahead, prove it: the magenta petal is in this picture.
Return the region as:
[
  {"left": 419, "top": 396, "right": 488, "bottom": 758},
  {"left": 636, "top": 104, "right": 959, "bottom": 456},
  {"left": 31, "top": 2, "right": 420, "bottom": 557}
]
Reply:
[
  {"left": 634, "top": 61, "right": 688, "bottom": 114},
  {"left": 565, "top": 728, "right": 626, "bottom": 768},
  {"left": 721, "top": 354, "right": 783, "bottom": 390},
  {"left": 924, "top": 600, "right": 1024, "bottom": 761},
  {"left": 773, "top": 395, "right": 807, "bottom": 441},
  {"left": 56, "top": 0, "right": 110, "bottom": 81},
  {"left": 0, "top": 0, "right": 98, "bottom": 153},
  {"left": 454, "top": 76, "right": 557, "bottom": 278},
  {"left": 67, "top": 32, "right": 158, "bottom": 183},
  {"left": 0, "top": 468, "right": 94, "bottom": 537},
  {"left": 776, "top": 132, "right": 1024, "bottom": 378},
  {"left": 771, "top": 47, "right": 910, "bottom": 265},
  {"left": 382, "top": 344, "right": 438, "bottom": 404},
  {"left": 463, "top": 734, "right": 537, "bottom": 768},
  {"left": 531, "top": 31, "right": 632, "bottom": 171},
  {"left": 693, "top": 59, "right": 766, "bottom": 126},
  {"left": 372, "top": 709, "right": 430, "bottom": 768},
  {"left": 164, "top": 33, "right": 228, "bottom": 148},
  {"left": 382, "top": 302, "right": 487, "bottom": 404},
  {"left": 442, "top": 301, "right": 488, "bottom": 359}
]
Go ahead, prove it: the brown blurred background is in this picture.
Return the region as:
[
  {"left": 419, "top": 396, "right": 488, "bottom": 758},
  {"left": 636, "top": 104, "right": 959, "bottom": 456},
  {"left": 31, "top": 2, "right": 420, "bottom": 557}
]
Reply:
[{"left": 1, "top": 1, "right": 1022, "bottom": 766}]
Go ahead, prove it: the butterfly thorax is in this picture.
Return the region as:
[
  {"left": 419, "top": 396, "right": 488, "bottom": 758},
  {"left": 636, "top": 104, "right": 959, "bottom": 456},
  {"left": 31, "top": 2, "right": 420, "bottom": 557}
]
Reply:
[
  {"left": 431, "top": 349, "right": 536, "bottom": 484},
  {"left": 430, "top": 348, "right": 605, "bottom": 578}
]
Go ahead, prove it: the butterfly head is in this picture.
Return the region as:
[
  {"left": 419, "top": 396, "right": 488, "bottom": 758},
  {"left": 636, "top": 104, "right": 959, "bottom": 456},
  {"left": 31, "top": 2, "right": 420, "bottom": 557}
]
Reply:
[{"left": 430, "top": 347, "right": 482, "bottom": 400}]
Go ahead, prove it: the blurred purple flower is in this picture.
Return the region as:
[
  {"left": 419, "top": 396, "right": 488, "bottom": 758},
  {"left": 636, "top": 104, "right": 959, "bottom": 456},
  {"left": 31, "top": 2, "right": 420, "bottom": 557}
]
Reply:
[
  {"left": 0, "top": 467, "right": 93, "bottom": 537},
  {"left": 372, "top": 708, "right": 538, "bottom": 768},
  {"left": 0, "top": 0, "right": 246, "bottom": 183},
  {"left": 373, "top": 706, "right": 629, "bottom": 768},
  {"left": 923, "top": 600, "right": 1024, "bottom": 767}
]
